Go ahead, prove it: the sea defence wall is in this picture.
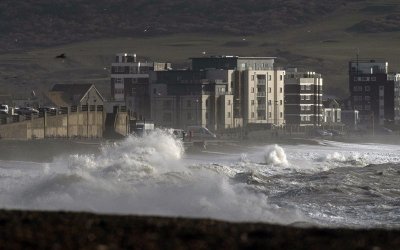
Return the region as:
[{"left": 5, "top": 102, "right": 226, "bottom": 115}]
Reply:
[{"left": 0, "top": 110, "right": 129, "bottom": 140}]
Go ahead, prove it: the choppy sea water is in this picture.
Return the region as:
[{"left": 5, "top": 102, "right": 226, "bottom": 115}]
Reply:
[{"left": 0, "top": 130, "right": 399, "bottom": 228}]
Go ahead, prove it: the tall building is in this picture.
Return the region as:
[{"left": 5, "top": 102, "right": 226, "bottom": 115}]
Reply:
[
  {"left": 284, "top": 68, "right": 323, "bottom": 126},
  {"left": 110, "top": 53, "right": 170, "bottom": 119},
  {"left": 348, "top": 58, "right": 400, "bottom": 125},
  {"left": 150, "top": 70, "right": 234, "bottom": 130},
  {"left": 191, "top": 56, "right": 285, "bottom": 128}
]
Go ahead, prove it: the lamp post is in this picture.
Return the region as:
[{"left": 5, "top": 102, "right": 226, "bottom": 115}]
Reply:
[
  {"left": 86, "top": 94, "right": 89, "bottom": 138},
  {"left": 195, "top": 98, "right": 199, "bottom": 126}
]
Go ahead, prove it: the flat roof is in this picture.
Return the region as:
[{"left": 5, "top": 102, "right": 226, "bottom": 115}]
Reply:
[{"left": 190, "top": 56, "right": 276, "bottom": 59}]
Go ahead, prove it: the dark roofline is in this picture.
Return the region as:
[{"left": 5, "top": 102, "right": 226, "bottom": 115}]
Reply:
[{"left": 189, "top": 56, "right": 276, "bottom": 60}]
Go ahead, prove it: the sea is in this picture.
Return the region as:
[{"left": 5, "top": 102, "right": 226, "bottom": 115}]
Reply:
[{"left": 0, "top": 129, "right": 399, "bottom": 228}]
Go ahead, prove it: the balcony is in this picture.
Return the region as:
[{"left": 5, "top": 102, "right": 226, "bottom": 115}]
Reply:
[
  {"left": 257, "top": 92, "right": 266, "bottom": 97},
  {"left": 257, "top": 104, "right": 266, "bottom": 110},
  {"left": 257, "top": 80, "right": 266, "bottom": 85}
]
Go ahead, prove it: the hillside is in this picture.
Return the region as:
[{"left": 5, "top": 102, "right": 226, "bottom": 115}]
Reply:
[
  {"left": 1, "top": 0, "right": 400, "bottom": 100},
  {"left": 0, "top": 0, "right": 351, "bottom": 51}
]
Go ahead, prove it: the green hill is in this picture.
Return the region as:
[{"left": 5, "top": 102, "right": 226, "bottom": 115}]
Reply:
[{"left": 0, "top": 0, "right": 400, "bottom": 100}]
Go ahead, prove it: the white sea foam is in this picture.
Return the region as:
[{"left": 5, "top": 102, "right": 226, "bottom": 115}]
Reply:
[
  {"left": 0, "top": 135, "right": 399, "bottom": 227},
  {"left": 264, "top": 144, "right": 289, "bottom": 166}
]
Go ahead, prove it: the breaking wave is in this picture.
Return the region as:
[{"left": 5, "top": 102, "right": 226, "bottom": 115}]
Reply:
[{"left": 264, "top": 145, "right": 289, "bottom": 166}]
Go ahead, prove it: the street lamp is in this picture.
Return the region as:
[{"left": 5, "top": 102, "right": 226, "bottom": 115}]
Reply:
[{"left": 195, "top": 98, "right": 199, "bottom": 126}]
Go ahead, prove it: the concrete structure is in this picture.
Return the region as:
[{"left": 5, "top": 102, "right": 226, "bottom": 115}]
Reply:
[
  {"left": 150, "top": 70, "right": 235, "bottom": 131},
  {"left": 190, "top": 56, "right": 285, "bottom": 128},
  {"left": 150, "top": 56, "right": 285, "bottom": 131},
  {"left": 241, "top": 69, "right": 285, "bottom": 126},
  {"left": 284, "top": 69, "right": 323, "bottom": 126},
  {"left": 349, "top": 58, "right": 400, "bottom": 125},
  {"left": 110, "top": 53, "right": 170, "bottom": 120},
  {"left": 323, "top": 99, "right": 341, "bottom": 124}
]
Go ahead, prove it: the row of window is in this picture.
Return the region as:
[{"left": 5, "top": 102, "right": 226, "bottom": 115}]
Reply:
[
  {"left": 353, "top": 76, "right": 377, "bottom": 82},
  {"left": 251, "top": 87, "right": 283, "bottom": 93},
  {"left": 353, "top": 86, "right": 371, "bottom": 92},
  {"left": 301, "top": 116, "right": 311, "bottom": 121},
  {"left": 301, "top": 106, "right": 312, "bottom": 111},
  {"left": 354, "top": 105, "right": 371, "bottom": 111},
  {"left": 300, "top": 95, "right": 311, "bottom": 101},
  {"left": 300, "top": 85, "right": 312, "bottom": 91},
  {"left": 251, "top": 75, "right": 284, "bottom": 81},
  {"left": 353, "top": 96, "right": 370, "bottom": 101},
  {"left": 250, "top": 112, "right": 283, "bottom": 118}
]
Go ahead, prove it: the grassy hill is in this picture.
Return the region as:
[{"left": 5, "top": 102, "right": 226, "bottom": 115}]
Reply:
[{"left": 0, "top": 0, "right": 400, "bottom": 101}]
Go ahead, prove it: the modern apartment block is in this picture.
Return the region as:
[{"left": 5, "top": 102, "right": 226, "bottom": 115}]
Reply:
[
  {"left": 149, "top": 70, "right": 234, "bottom": 130},
  {"left": 191, "top": 56, "right": 285, "bottom": 128},
  {"left": 349, "top": 58, "right": 400, "bottom": 125},
  {"left": 284, "top": 68, "right": 323, "bottom": 126},
  {"left": 110, "top": 53, "right": 170, "bottom": 119}
]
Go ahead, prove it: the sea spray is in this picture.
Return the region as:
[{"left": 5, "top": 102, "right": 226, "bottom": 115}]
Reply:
[
  {"left": 63, "top": 129, "right": 185, "bottom": 176},
  {"left": 264, "top": 145, "right": 288, "bottom": 166}
]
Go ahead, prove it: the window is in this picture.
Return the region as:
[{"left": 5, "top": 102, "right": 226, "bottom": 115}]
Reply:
[
  {"left": 227, "top": 112, "right": 231, "bottom": 118},
  {"left": 268, "top": 100, "right": 272, "bottom": 105},
  {"left": 306, "top": 85, "right": 311, "bottom": 90},
  {"left": 365, "top": 105, "right": 371, "bottom": 111},
  {"left": 187, "top": 100, "right": 191, "bottom": 107},
  {"left": 251, "top": 100, "right": 255, "bottom": 105},
  {"left": 251, "top": 75, "right": 255, "bottom": 81},
  {"left": 115, "top": 78, "right": 123, "bottom": 84},
  {"left": 371, "top": 77, "right": 377, "bottom": 81},
  {"left": 280, "top": 100, "right": 283, "bottom": 105},
  {"left": 268, "top": 75, "right": 272, "bottom": 81},
  {"left": 269, "top": 112, "right": 272, "bottom": 118},
  {"left": 280, "top": 75, "right": 283, "bottom": 81},
  {"left": 301, "top": 85, "right": 305, "bottom": 91},
  {"left": 187, "top": 112, "right": 192, "bottom": 120},
  {"left": 280, "top": 112, "right": 283, "bottom": 118},
  {"left": 365, "top": 96, "right": 370, "bottom": 101},
  {"left": 251, "top": 87, "right": 254, "bottom": 93},
  {"left": 251, "top": 112, "right": 255, "bottom": 118},
  {"left": 353, "top": 86, "right": 362, "bottom": 92},
  {"left": 205, "top": 112, "right": 208, "bottom": 119},
  {"left": 227, "top": 100, "right": 231, "bottom": 105},
  {"left": 206, "top": 100, "right": 209, "bottom": 107},
  {"left": 305, "top": 95, "right": 311, "bottom": 100},
  {"left": 365, "top": 86, "right": 371, "bottom": 92},
  {"left": 269, "top": 87, "right": 272, "bottom": 93},
  {"left": 280, "top": 87, "right": 283, "bottom": 93}
]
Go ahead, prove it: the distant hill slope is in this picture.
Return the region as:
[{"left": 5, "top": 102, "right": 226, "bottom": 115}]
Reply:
[{"left": 0, "top": 0, "right": 352, "bottom": 50}]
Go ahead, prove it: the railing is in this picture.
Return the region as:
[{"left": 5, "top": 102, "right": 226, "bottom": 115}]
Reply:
[
  {"left": 257, "top": 92, "right": 266, "bottom": 97},
  {"left": 257, "top": 80, "right": 266, "bottom": 85},
  {"left": 257, "top": 104, "right": 266, "bottom": 110}
]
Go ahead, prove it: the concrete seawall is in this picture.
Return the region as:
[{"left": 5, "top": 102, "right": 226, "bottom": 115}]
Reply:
[{"left": 0, "top": 111, "right": 129, "bottom": 140}]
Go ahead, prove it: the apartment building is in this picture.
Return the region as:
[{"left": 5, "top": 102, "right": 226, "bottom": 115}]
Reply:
[
  {"left": 110, "top": 53, "right": 170, "bottom": 119},
  {"left": 149, "top": 70, "right": 234, "bottom": 130},
  {"left": 191, "top": 56, "right": 285, "bottom": 127},
  {"left": 284, "top": 69, "right": 323, "bottom": 126},
  {"left": 349, "top": 58, "right": 400, "bottom": 125}
]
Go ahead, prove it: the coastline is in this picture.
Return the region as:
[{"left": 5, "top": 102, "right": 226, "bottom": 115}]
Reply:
[{"left": 0, "top": 209, "right": 398, "bottom": 249}]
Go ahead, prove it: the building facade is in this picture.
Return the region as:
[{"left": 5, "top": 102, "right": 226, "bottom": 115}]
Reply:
[
  {"left": 284, "top": 69, "right": 323, "bottom": 126},
  {"left": 110, "top": 53, "right": 170, "bottom": 119},
  {"left": 150, "top": 70, "right": 234, "bottom": 130},
  {"left": 349, "top": 58, "right": 400, "bottom": 126},
  {"left": 322, "top": 99, "right": 341, "bottom": 124},
  {"left": 191, "top": 56, "right": 285, "bottom": 128}
]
